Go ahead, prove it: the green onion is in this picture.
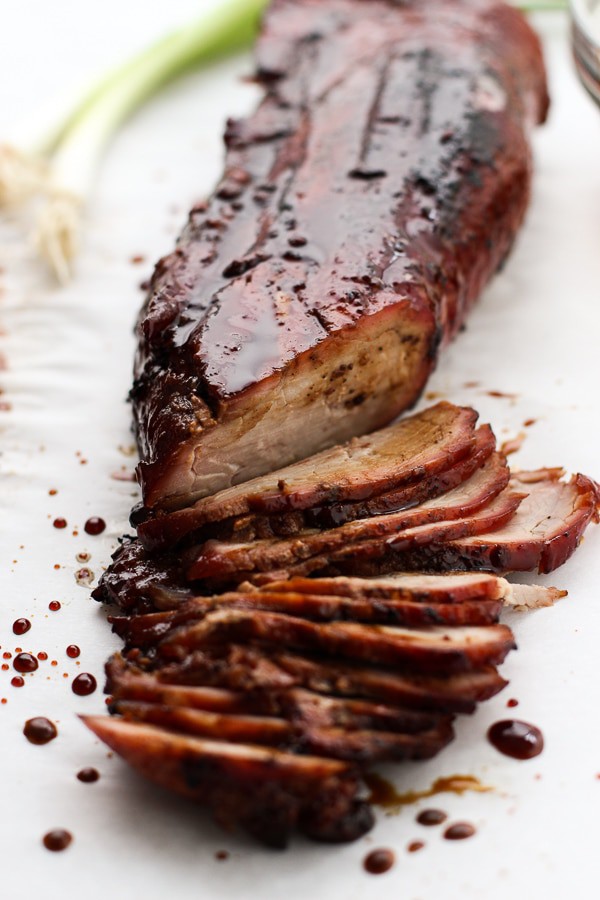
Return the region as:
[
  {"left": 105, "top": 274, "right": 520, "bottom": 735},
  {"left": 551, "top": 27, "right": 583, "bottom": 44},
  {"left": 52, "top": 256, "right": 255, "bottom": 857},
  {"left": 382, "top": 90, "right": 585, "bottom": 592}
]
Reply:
[
  {"left": 0, "top": 0, "right": 566, "bottom": 282},
  {"left": 1, "top": 0, "right": 268, "bottom": 281}
]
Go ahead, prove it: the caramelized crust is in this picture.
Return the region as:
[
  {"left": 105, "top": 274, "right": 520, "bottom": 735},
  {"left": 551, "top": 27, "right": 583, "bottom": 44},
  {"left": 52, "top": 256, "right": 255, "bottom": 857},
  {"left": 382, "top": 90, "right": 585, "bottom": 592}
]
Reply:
[{"left": 132, "top": 0, "right": 548, "bottom": 510}]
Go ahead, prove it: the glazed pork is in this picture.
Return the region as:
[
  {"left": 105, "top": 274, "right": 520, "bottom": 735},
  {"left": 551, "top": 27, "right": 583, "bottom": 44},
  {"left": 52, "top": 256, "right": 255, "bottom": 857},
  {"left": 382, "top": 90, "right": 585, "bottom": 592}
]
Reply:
[
  {"left": 132, "top": 0, "right": 549, "bottom": 511},
  {"left": 136, "top": 402, "right": 483, "bottom": 550}
]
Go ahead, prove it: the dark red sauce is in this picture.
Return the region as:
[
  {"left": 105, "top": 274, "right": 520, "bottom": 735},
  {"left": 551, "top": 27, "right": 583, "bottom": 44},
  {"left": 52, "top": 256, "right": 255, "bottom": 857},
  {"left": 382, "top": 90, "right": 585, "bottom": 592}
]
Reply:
[
  {"left": 77, "top": 767, "right": 100, "bottom": 783},
  {"left": 12, "top": 618, "right": 31, "bottom": 635},
  {"left": 416, "top": 809, "right": 447, "bottom": 826},
  {"left": 11, "top": 676, "right": 24, "bottom": 688},
  {"left": 72, "top": 673, "right": 97, "bottom": 696},
  {"left": 48, "top": 488, "right": 58, "bottom": 496},
  {"left": 66, "top": 645, "right": 81, "bottom": 659},
  {"left": 84, "top": 517, "right": 106, "bottom": 535},
  {"left": 37, "top": 651, "right": 48, "bottom": 661},
  {"left": 444, "top": 822, "right": 476, "bottom": 840},
  {"left": 364, "top": 849, "right": 395, "bottom": 875},
  {"left": 43, "top": 829, "right": 72, "bottom": 852},
  {"left": 13, "top": 652, "right": 38, "bottom": 673},
  {"left": 49, "top": 601, "right": 61, "bottom": 611},
  {"left": 53, "top": 517, "right": 67, "bottom": 529},
  {"left": 506, "top": 698, "right": 519, "bottom": 708},
  {"left": 24, "top": 717, "right": 58, "bottom": 745},
  {"left": 487, "top": 720, "right": 544, "bottom": 760},
  {"left": 408, "top": 841, "right": 424, "bottom": 853}
]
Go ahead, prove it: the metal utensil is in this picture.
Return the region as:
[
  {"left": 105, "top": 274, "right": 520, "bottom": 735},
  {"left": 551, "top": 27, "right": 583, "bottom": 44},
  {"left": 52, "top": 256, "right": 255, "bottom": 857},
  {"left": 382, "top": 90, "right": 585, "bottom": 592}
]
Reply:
[{"left": 571, "top": 0, "right": 600, "bottom": 104}]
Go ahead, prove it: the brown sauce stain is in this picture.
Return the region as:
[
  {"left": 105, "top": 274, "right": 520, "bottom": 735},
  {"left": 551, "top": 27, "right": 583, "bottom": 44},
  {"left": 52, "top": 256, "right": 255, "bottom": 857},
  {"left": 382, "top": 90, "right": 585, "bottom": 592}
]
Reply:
[
  {"left": 487, "top": 720, "right": 544, "bottom": 760},
  {"left": 487, "top": 390, "right": 518, "bottom": 399},
  {"left": 416, "top": 808, "right": 447, "bottom": 826},
  {"left": 43, "top": 829, "right": 72, "bottom": 851},
  {"left": 363, "top": 848, "right": 395, "bottom": 874},
  {"left": 444, "top": 822, "right": 476, "bottom": 840},
  {"left": 365, "top": 773, "right": 491, "bottom": 814},
  {"left": 77, "top": 767, "right": 100, "bottom": 783},
  {"left": 24, "top": 717, "right": 58, "bottom": 745},
  {"left": 407, "top": 840, "right": 424, "bottom": 853}
]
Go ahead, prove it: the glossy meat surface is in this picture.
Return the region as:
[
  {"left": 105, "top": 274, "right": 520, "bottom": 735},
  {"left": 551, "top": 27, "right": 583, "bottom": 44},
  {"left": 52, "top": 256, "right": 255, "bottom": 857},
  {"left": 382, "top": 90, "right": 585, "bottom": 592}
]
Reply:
[{"left": 133, "top": 0, "right": 548, "bottom": 510}]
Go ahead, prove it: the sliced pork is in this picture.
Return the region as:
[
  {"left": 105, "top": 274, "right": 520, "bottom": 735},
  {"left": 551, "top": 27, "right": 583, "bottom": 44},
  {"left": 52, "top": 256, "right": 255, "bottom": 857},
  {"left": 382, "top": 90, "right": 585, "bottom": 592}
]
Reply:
[
  {"left": 184, "top": 453, "right": 513, "bottom": 582},
  {"left": 136, "top": 402, "right": 480, "bottom": 550}
]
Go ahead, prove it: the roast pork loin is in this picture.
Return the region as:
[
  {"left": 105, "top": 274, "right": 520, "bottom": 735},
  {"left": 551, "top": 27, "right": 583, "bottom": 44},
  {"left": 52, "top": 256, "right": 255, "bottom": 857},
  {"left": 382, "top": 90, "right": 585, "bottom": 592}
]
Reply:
[{"left": 132, "top": 0, "right": 548, "bottom": 511}]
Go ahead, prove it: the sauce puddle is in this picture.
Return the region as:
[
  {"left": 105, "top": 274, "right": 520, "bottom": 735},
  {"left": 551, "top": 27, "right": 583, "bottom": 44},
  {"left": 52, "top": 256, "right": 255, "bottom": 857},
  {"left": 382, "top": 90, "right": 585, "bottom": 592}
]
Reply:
[{"left": 365, "top": 773, "right": 492, "bottom": 814}]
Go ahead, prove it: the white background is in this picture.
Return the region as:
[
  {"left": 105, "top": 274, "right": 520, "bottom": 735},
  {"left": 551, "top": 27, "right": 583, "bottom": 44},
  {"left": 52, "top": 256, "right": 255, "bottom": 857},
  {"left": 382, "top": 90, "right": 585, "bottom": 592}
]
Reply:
[{"left": 1, "top": 3, "right": 600, "bottom": 898}]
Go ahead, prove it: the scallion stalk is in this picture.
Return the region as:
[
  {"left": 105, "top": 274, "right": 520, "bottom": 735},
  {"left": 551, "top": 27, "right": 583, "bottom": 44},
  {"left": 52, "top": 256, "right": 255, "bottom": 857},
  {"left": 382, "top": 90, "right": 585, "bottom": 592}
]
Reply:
[
  {"left": 3, "top": 0, "right": 268, "bottom": 281},
  {"left": 1, "top": 0, "right": 566, "bottom": 282}
]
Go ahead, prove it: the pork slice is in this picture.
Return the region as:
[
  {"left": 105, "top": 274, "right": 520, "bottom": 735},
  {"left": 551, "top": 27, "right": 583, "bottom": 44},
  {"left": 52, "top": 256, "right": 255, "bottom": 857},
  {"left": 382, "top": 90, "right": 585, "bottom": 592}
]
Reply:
[
  {"left": 136, "top": 403, "right": 479, "bottom": 549},
  {"left": 260, "top": 571, "right": 522, "bottom": 602},
  {"left": 110, "top": 592, "right": 503, "bottom": 650},
  {"left": 392, "top": 472, "right": 600, "bottom": 575},
  {"left": 106, "top": 655, "right": 258, "bottom": 713},
  {"left": 83, "top": 716, "right": 372, "bottom": 846},
  {"left": 294, "top": 723, "right": 454, "bottom": 763},
  {"left": 301, "top": 424, "right": 497, "bottom": 530},
  {"left": 133, "top": 0, "right": 548, "bottom": 512},
  {"left": 110, "top": 699, "right": 453, "bottom": 763},
  {"left": 185, "top": 482, "right": 524, "bottom": 584},
  {"left": 112, "top": 700, "right": 292, "bottom": 745},
  {"left": 107, "top": 655, "right": 451, "bottom": 734},
  {"left": 157, "top": 609, "right": 516, "bottom": 675},
  {"left": 154, "top": 647, "right": 507, "bottom": 713}
]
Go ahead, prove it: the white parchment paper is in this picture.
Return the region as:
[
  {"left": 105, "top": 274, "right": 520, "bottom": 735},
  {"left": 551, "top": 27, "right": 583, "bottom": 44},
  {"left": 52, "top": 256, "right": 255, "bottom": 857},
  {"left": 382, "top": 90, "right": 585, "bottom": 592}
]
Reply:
[{"left": 1, "top": 4, "right": 599, "bottom": 898}]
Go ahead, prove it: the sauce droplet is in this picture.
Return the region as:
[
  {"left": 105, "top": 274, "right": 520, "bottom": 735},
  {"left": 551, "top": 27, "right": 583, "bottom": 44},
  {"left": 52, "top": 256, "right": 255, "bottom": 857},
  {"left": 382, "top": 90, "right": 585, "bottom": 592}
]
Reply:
[
  {"left": 487, "top": 720, "right": 544, "bottom": 760},
  {"left": 363, "top": 849, "right": 395, "bottom": 875},
  {"left": 444, "top": 822, "right": 476, "bottom": 840},
  {"left": 84, "top": 517, "right": 106, "bottom": 536},
  {"left": 72, "top": 673, "right": 97, "bottom": 696},
  {"left": 12, "top": 618, "right": 31, "bottom": 635},
  {"left": 49, "top": 601, "right": 61, "bottom": 611},
  {"left": 77, "top": 767, "right": 100, "bottom": 783},
  {"left": 66, "top": 645, "right": 80, "bottom": 659},
  {"left": 506, "top": 698, "right": 519, "bottom": 708},
  {"left": 408, "top": 840, "right": 424, "bottom": 853},
  {"left": 75, "top": 568, "right": 94, "bottom": 586},
  {"left": 43, "top": 829, "right": 72, "bottom": 852},
  {"left": 416, "top": 808, "right": 447, "bottom": 826},
  {"left": 37, "top": 651, "right": 48, "bottom": 661},
  {"left": 215, "top": 850, "right": 230, "bottom": 861},
  {"left": 53, "top": 517, "right": 67, "bottom": 529},
  {"left": 24, "top": 717, "right": 58, "bottom": 745},
  {"left": 11, "top": 676, "right": 24, "bottom": 688},
  {"left": 14, "top": 652, "right": 38, "bottom": 673}
]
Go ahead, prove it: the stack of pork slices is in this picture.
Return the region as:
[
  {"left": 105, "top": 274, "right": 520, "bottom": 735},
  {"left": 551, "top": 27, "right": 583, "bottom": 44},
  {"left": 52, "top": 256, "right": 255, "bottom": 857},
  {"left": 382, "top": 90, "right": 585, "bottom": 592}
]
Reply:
[{"left": 87, "top": 402, "right": 600, "bottom": 846}]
